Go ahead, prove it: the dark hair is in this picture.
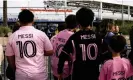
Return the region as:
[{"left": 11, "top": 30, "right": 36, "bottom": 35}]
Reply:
[
  {"left": 58, "top": 23, "right": 66, "bottom": 32},
  {"left": 18, "top": 9, "right": 34, "bottom": 24},
  {"left": 109, "top": 35, "right": 126, "bottom": 53},
  {"left": 65, "top": 15, "right": 77, "bottom": 29},
  {"left": 76, "top": 7, "right": 94, "bottom": 27}
]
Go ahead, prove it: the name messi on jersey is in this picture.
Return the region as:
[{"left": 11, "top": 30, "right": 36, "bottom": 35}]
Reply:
[
  {"left": 80, "top": 34, "right": 96, "bottom": 40},
  {"left": 18, "top": 34, "right": 33, "bottom": 39}
]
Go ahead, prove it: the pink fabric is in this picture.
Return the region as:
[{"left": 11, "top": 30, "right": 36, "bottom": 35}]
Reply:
[
  {"left": 5, "top": 26, "right": 53, "bottom": 79},
  {"left": 16, "top": 69, "right": 48, "bottom": 80},
  {"left": 51, "top": 29, "right": 74, "bottom": 78},
  {"left": 99, "top": 56, "right": 133, "bottom": 80}
]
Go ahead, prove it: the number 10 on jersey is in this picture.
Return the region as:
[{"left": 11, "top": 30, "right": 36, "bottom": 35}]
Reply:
[
  {"left": 16, "top": 41, "right": 37, "bottom": 58},
  {"left": 80, "top": 43, "right": 98, "bottom": 61}
]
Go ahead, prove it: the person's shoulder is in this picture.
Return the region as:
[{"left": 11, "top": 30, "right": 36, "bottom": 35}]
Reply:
[
  {"left": 9, "top": 30, "right": 18, "bottom": 38},
  {"left": 103, "top": 59, "right": 113, "bottom": 67},
  {"left": 7, "top": 31, "right": 19, "bottom": 43},
  {"left": 51, "top": 35, "right": 57, "bottom": 38},
  {"left": 109, "top": 32, "right": 114, "bottom": 36},
  {"left": 73, "top": 30, "right": 83, "bottom": 36},
  {"left": 69, "top": 32, "right": 77, "bottom": 39},
  {"left": 34, "top": 28, "right": 47, "bottom": 35},
  {"left": 51, "top": 35, "right": 57, "bottom": 40},
  {"left": 122, "top": 58, "right": 130, "bottom": 64}
]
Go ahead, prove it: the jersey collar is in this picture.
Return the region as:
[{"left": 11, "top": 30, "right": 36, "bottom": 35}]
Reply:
[
  {"left": 113, "top": 56, "right": 121, "bottom": 59},
  {"left": 19, "top": 26, "right": 34, "bottom": 30}
]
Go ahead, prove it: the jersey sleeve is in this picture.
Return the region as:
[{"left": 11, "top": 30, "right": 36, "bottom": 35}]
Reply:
[
  {"left": 127, "top": 60, "right": 133, "bottom": 78},
  {"left": 58, "top": 36, "right": 74, "bottom": 74},
  {"left": 99, "top": 64, "right": 107, "bottom": 80},
  {"left": 5, "top": 36, "right": 15, "bottom": 56},
  {"left": 50, "top": 35, "right": 56, "bottom": 45},
  {"left": 42, "top": 32, "right": 53, "bottom": 51}
]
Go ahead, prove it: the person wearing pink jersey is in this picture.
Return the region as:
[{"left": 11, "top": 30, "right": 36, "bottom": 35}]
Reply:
[
  {"left": 5, "top": 9, "right": 53, "bottom": 80},
  {"left": 99, "top": 35, "right": 133, "bottom": 80},
  {"left": 51, "top": 15, "right": 77, "bottom": 80},
  {"left": 51, "top": 23, "right": 66, "bottom": 45}
]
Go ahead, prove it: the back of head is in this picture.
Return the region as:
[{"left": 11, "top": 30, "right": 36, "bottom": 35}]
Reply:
[
  {"left": 109, "top": 35, "right": 126, "bottom": 53},
  {"left": 58, "top": 23, "right": 66, "bottom": 32},
  {"left": 18, "top": 9, "right": 34, "bottom": 25},
  {"left": 65, "top": 15, "right": 77, "bottom": 29},
  {"left": 76, "top": 7, "right": 94, "bottom": 27}
]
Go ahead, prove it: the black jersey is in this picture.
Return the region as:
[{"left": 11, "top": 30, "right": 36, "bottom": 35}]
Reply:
[{"left": 58, "top": 29, "right": 102, "bottom": 80}]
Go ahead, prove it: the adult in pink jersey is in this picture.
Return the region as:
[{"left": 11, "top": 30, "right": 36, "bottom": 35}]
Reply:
[
  {"left": 51, "top": 15, "right": 77, "bottom": 80},
  {"left": 5, "top": 9, "right": 53, "bottom": 80},
  {"left": 99, "top": 35, "right": 133, "bottom": 80}
]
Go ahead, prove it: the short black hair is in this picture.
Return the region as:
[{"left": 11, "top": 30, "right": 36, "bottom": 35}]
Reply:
[
  {"left": 65, "top": 15, "right": 77, "bottom": 29},
  {"left": 76, "top": 7, "right": 94, "bottom": 27},
  {"left": 18, "top": 9, "right": 34, "bottom": 24},
  {"left": 58, "top": 23, "right": 66, "bottom": 32},
  {"left": 109, "top": 35, "right": 126, "bottom": 53}
]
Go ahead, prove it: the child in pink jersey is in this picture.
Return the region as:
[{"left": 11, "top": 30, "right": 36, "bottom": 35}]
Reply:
[
  {"left": 5, "top": 10, "right": 53, "bottom": 80},
  {"left": 99, "top": 35, "right": 133, "bottom": 80},
  {"left": 51, "top": 15, "right": 77, "bottom": 80}
]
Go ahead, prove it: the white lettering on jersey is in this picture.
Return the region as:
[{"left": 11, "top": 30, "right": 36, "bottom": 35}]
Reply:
[
  {"left": 80, "top": 43, "right": 98, "bottom": 61},
  {"left": 80, "top": 34, "right": 96, "bottom": 40}
]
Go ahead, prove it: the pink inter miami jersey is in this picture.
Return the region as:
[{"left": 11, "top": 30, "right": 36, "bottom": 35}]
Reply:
[
  {"left": 5, "top": 26, "right": 53, "bottom": 77},
  {"left": 51, "top": 29, "right": 74, "bottom": 78},
  {"left": 99, "top": 56, "right": 133, "bottom": 80}
]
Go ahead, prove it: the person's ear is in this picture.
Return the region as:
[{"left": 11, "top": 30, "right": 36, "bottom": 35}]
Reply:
[{"left": 32, "top": 21, "right": 34, "bottom": 25}]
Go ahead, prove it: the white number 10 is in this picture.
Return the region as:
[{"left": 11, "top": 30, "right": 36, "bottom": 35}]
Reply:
[{"left": 80, "top": 43, "right": 98, "bottom": 61}]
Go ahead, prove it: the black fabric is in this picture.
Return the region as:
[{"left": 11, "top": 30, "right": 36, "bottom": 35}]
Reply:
[
  {"left": 130, "top": 28, "right": 133, "bottom": 52},
  {"left": 0, "top": 74, "right": 2, "bottom": 80},
  {"left": 128, "top": 51, "right": 133, "bottom": 66},
  {"left": 6, "top": 64, "right": 15, "bottom": 80},
  {"left": 58, "top": 29, "right": 102, "bottom": 80}
]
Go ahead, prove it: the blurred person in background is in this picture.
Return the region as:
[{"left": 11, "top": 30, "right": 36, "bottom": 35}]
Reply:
[
  {"left": 51, "top": 15, "right": 77, "bottom": 80},
  {"left": 99, "top": 19, "right": 115, "bottom": 38},
  {"left": 114, "top": 25, "right": 122, "bottom": 35},
  {"left": 114, "top": 25, "right": 127, "bottom": 58},
  {"left": 99, "top": 19, "right": 116, "bottom": 64},
  {"left": 104, "top": 21, "right": 115, "bottom": 45},
  {"left": 5, "top": 9, "right": 53, "bottom": 80},
  {"left": 12, "top": 22, "right": 20, "bottom": 33}
]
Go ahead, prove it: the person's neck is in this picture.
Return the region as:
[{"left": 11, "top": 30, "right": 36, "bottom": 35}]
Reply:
[
  {"left": 21, "top": 23, "right": 33, "bottom": 26},
  {"left": 112, "top": 52, "right": 120, "bottom": 57},
  {"left": 109, "top": 30, "right": 113, "bottom": 32},
  {"left": 81, "top": 26, "right": 92, "bottom": 31},
  {"left": 67, "top": 29, "right": 75, "bottom": 32}
]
